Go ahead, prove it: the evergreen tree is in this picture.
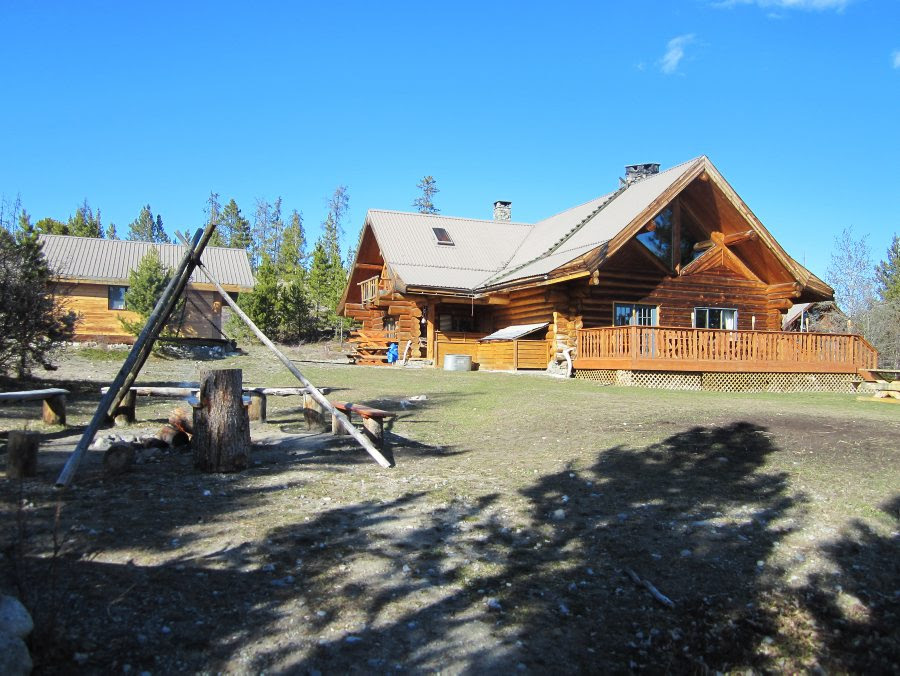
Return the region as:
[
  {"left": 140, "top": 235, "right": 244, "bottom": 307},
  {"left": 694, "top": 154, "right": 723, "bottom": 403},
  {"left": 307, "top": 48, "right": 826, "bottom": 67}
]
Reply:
[
  {"left": 237, "top": 254, "right": 280, "bottom": 338},
  {"left": 307, "top": 185, "right": 351, "bottom": 335},
  {"left": 251, "top": 198, "right": 272, "bottom": 270},
  {"left": 35, "top": 217, "right": 68, "bottom": 235},
  {"left": 204, "top": 192, "right": 227, "bottom": 247},
  {"left": 307, "top": 240, "right": 332, "bottom": 330},
  {"left": 68, "top": 200, "right": 103, "bottom": 237},
  {"left": 119, "top": 248, "right": 180, "bottom": 335},
  {"left": 0, "top": 221, "right": 77, "bottom": 376},
  {"left": 875, "top": 234, "right": 900, "bottom": 302},
  {"left": 413, "top": 175, "right": 440, "bottom": 214},
  {"left": 222, "top": 198, "right": 252, "bottom": 252},
  {"left": 269, "top": 197, "right": 284, "bottom": 263},
  {"left": 128, "top": 204, "right": 170, "bottom": 243},
  {"left": 278, "top": 209, "right": 306, "bottom": 274},
  {"left": 276, "top": 269, "right": 311, "bottom": 342},
  {"left": 106, "top": 222, "right": 119, "bottom": 239}
]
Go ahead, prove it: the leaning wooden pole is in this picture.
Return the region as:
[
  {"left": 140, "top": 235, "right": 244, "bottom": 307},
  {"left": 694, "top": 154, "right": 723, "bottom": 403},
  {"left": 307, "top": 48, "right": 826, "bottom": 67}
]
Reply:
[
  {"left": 193, "top": 261, "right": 393, "bottom": 469},
  {"left": 55, "top": 225, "right": 217, "bottom": 488}
]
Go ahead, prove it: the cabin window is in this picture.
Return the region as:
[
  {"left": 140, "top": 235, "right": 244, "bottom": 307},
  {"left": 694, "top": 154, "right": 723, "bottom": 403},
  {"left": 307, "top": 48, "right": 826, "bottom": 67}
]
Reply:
[
  {"left": 383, "top": 317, "right": 397, "bottom": 338},
  {"left": 614, "top": 303, "right": 658, "bottom": 326},
  {"left": 108, "top": 285, "right": 127, "bottom": 310},
  {"left": 636, "top": 208, "right": 674, "bottom": 267},
  {"left": 439, "top": 313, "right": 474, "bottom": 332},
  {"left": 432, "top": 227, "right": 454, "bottom": 245},
  {"left": 694, "top": 307, "right": 737, "bottom": 330}
]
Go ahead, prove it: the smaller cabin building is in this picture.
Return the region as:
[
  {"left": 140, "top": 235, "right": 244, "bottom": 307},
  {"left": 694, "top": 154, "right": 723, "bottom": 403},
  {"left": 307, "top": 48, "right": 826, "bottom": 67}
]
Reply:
[{"left": 39, "top": 235, "right": 254, "bottom": 344}]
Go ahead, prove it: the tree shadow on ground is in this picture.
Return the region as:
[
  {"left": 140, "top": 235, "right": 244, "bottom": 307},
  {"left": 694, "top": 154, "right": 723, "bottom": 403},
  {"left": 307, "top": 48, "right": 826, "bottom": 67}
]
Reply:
[{"left": 6, "top": 421, "right": 894, "bottom": 673}]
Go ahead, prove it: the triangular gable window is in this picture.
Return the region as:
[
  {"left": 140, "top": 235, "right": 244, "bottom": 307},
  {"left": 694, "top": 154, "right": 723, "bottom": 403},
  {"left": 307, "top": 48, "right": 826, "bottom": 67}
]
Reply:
[{"left": 432, "top": 227, "right": 454, "bottom": 245}]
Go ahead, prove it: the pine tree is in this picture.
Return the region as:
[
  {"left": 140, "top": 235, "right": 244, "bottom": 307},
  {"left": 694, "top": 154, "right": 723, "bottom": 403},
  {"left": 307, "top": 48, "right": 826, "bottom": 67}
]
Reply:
[
  {"left": 222, "top": 198, "right": 252, "bottom": 252},
  {"left": 119, "top": 248, "right": 180, "bottom": 335},
  {"left": 875, "top": 234, "right": 900, "bottom": 302},
  {"left": 106, "top": 222, "right": 119, "bottom": 239},
  {"left": 276, "top": 269, "right": 311, "bottom": 342},
  {"left": 413, "top": 175, "right": 440, "bottom": 214},
  {"left": 237, "top": 254, "right": 280, "bottom": 338},
  {"left": 68, "top": 200, "right": 103, "bottom": 237},
  {"left": 251, "top": 198, "right": 271, "bottom": 270},
  {"left": 0, "top": 218, "right": 77, "bottom": 376},
  {"left": 307, "top": 240, "right": 332, "bottom": 331},
  {"left": 204, "top": 192, "right": 227, "bottom": 247},
  {"left": 279, "top": 209, "right": 307, "bottom": 274},
  {"left": 128, "top": 204, "right": 170, "bottom": 243},
  {"left": 35, "top": 217, "right": 68, "bottom": 235}
]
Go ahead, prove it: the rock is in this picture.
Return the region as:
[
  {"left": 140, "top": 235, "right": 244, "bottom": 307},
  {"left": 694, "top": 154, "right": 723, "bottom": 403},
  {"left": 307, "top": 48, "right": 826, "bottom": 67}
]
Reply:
[
  {"left": 0, "top": 596, "right": 33, "bottom": 638},
  {"left": 486, "top": 598, "right": 502, "bottom": 611},
  {"left": 0, "top": 633, "right": 33, "bottom": 676},
  {"left": 552, "top": 509, "right": 566, "bottom": 521}
]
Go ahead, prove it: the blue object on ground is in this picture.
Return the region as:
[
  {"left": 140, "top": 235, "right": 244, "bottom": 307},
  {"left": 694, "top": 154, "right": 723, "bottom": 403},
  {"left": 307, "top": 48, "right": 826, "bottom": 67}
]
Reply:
[{"left": 386, "top": 342, "right": 399, "bottom": 363}]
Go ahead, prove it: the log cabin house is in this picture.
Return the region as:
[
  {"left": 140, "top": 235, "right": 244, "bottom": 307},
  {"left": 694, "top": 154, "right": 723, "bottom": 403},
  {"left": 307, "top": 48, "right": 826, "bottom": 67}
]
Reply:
[
  {"left": 339, "top": 156, "right": 877, "bottom": 391},
  {"left": 39, "top": 234, "right": 254, "bottom": 344}
]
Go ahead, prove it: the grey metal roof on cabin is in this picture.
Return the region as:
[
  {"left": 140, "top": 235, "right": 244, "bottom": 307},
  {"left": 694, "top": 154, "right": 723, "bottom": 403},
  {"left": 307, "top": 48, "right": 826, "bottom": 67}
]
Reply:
[
  {"left": 37, "top": 235, "right": 255, "bottom": 289},
  {"left": 367, "top": 210, "right": 533, "bottom": 290},
  {"left": 480, "top": 322, "right": 548, "bottom": 341},
  {"left": 364, "top": 157, "right": 703, "bottom": 292},
  {"left": 485, "top": 158, "right": 702, "bottom": 286}
]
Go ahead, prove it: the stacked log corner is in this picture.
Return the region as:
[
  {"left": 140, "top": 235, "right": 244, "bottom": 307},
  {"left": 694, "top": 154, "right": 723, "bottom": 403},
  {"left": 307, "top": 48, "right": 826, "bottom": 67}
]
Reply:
[
  {"left": 192, "top": 368, "right": 251, "bottom": 472},
  {"left": 6, "top": 431, "right": 40, "bottom": 478}
]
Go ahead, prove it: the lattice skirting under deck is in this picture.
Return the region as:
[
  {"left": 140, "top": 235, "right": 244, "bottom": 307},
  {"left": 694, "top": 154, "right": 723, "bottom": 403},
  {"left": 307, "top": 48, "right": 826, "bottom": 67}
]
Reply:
[{"left": 574, "top": 369, "right": 857, "bottom": 393}]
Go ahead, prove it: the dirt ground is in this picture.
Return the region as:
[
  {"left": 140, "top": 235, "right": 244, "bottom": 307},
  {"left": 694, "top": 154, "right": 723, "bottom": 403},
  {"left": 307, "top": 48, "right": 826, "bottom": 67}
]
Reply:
[{"left": 1, "top": 342, "right": 898, "bottom": 674}]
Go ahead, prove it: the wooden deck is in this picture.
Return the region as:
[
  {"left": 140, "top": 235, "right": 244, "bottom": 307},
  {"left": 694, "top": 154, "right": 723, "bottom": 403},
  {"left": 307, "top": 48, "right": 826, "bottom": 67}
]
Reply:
[{"left": 575, "top": 326, "right": 878, "bottom": 374}]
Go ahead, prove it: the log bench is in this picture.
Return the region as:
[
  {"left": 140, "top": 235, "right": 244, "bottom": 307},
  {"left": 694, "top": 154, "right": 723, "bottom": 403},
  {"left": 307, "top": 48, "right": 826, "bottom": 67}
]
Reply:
[
  {"left": 331, "top": 401, "right": 396, "bottom": 449},
  {"left": 0, "top": 388, "right": 69, "bottom": 425},
  {"left": 100, "top": 385, "right": 328, "bottom": 424}
]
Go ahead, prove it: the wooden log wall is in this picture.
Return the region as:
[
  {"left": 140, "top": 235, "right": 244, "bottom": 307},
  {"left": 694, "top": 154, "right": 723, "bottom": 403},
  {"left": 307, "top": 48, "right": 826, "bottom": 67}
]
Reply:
[
  {"left": 570, "top": 242, "right": 785, "bottom": 333},
  {"left": 491, "top": 287, "right": 566, "bottom": 362},
  {"left": 345, "top": 296, "right": 424, "bottom": 358},
  {"left": 56, "top": 282, "right": 226, "bottom": 343}
]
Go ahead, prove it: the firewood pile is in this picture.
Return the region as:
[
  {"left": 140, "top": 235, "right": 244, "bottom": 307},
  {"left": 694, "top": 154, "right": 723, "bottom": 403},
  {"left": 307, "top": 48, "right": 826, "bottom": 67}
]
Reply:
[{"left": 90, "top": 406, "right": 193, "bottom": 475}]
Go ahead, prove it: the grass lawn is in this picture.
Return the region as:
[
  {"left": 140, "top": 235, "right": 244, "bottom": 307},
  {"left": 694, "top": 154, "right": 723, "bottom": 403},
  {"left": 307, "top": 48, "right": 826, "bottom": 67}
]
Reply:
[{"left": 1, "top": 344, "right": 898, "bottom": 673}]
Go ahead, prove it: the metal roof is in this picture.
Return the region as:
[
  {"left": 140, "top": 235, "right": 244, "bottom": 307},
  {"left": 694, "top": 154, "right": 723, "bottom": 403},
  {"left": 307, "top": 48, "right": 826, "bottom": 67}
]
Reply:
[
  {"left": 363, "top": 158, "right": 704, "bottom": 292},
  {"left": 38, "top": 235, "right": 255, "bottom": 289},
  {"left": 480, "top": 322, "right": 548, "bottom": 341}
]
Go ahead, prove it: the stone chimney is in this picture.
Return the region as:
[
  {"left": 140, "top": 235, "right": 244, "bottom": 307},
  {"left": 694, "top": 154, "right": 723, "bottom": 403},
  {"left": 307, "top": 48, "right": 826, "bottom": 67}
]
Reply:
[
  {"left": 624, "top": 163, "right": 660, "bottom": 185},
  {"left": 493, "top": 200, "right": 512, "bottom": 221}
]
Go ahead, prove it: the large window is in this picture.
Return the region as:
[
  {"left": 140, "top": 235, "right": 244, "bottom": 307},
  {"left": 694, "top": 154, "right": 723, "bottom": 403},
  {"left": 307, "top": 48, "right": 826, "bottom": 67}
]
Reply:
[
  {"left": 614, "top": 303, "right": 658, "bottom": 326},
  {"left": 636, "top": 208, "right": 674, "bottom": 267},
  {"left": 694, "top": 307, "right": 737, "bottom": 330},
  {"left": 108, "top": 285, "right": 127, "bottom": 310}
]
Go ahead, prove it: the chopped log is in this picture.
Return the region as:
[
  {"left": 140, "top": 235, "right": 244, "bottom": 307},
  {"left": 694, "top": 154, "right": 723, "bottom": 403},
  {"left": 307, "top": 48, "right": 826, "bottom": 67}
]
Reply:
[
  {"left": 248, "top": 391, "right": 267, "bottom": 423},
  {"left": 168, "top": 406, "right": 194, "bottom": 435},
  {"left": 103, "top": 443, "right": 135, "bottom": 475},
  {"left": 157, "top": 423, "right": 189, "bottom": 448},
  {"left": 192, "top": 369, "right": 251, "bottom": 472},
  {"left": 6, "top": 431, "right": 39, "bottom": 478},
  {"left": 42, "top": 393, "right": 66, "bottom": 426},
  {"left": 113, "top": 390, "right": 136, "bottom": 427}
]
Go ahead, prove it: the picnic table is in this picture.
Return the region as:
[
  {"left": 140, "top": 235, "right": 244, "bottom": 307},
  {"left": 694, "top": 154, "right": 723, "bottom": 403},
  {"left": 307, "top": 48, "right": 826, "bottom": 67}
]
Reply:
[{"left": 858, "top": 368, "right": 900, "bottom": 401}]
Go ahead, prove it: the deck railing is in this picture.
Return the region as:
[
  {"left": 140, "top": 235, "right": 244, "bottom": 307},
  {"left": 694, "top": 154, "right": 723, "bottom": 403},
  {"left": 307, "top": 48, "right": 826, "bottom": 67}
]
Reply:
[
  {"left": 358, "top": 275, "right": 380, "bottom": 304},
  {"left": 575, "top": 326, "right": 878, "bottom": 373}
]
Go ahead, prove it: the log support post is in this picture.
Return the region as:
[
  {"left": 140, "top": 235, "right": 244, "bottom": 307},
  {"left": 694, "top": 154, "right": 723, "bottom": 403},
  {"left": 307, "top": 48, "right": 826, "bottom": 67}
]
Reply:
[
  {"left": 304, "top": 393, "right": 326, "bottom": 431},
  {"left": 332, "top": 412, "right": 348, "bottom": 436},
  {"left": 6, "top": 431, "right": 39, "bottom": 478},
  {"left": 362, "top": 417, "right": 384, "bottom": 448},
  {"left": 42, "top": 394, "right": 66, "bottom": 426},
  {"left": 248, "top": 391, "right": 267, "bottom": 423}
]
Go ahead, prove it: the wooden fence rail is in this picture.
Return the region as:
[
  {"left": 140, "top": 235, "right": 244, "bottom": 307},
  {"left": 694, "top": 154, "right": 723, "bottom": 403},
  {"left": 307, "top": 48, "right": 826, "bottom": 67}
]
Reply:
[{"left": 575, "top": 326, "right": 878, "bottom": 373}]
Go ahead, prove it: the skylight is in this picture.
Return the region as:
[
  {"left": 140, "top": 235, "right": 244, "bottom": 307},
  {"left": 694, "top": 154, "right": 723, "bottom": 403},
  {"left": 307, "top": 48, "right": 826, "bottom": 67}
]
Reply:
[{"left": 432, "top": 227, "right": 454, "bottom": 245}]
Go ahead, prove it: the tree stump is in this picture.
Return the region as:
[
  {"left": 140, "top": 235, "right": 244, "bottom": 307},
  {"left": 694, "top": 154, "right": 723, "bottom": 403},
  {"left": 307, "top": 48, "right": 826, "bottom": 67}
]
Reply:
[
  {"left": 192, "top": 369, "right": 251, "bottom": 472},
  {"left": 248, "top": 391, "right": 267, "bottom": 423},
  {"left": 6, "top": 431, "right": 39, "bottom": 478},
  {"left": 42, "top": 394, "right": 66, "bottom": 426},
  {"left": 103, "top": 443, "right": 135, "bottom": 475}
]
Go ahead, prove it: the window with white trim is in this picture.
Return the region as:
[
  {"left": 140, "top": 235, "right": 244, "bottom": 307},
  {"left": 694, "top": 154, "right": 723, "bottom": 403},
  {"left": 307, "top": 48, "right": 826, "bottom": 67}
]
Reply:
[
  {"left": 693, "top": 307, "right": 737, "bottom": 330},
  {"left": 614, "top": 303, "right": 658, "bottom": 326}
]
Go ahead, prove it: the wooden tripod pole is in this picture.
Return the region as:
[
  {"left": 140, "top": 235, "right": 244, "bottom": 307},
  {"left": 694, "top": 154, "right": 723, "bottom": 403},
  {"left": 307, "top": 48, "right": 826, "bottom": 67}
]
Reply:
[
  {"left": 56, "top": 224, "right": 217, "bottom": 488},
  {"left": 193, "top": 260, "right": 393, "bottom": 469}
]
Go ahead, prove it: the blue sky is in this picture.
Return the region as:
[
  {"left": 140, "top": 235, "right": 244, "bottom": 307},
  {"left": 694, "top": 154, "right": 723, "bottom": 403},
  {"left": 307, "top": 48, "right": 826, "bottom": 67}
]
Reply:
[{"left": 1, "top": 0, "right": 897, "bottom": 278}]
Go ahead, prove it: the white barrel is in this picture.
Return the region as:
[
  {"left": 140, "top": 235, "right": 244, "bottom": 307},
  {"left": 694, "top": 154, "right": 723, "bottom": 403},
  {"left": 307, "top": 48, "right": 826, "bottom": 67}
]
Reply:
[{"left": 443, "top": 354, "right": 473, "bottom": 371}]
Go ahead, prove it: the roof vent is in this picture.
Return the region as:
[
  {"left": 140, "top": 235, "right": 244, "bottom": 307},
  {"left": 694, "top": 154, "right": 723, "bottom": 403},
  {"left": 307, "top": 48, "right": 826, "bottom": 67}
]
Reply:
[
  {"left": 624, "top": 163, "right": 660, "bottom": 185},
  {"left": 493, "top": 200, "right": 511, "bottom": 221}
]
